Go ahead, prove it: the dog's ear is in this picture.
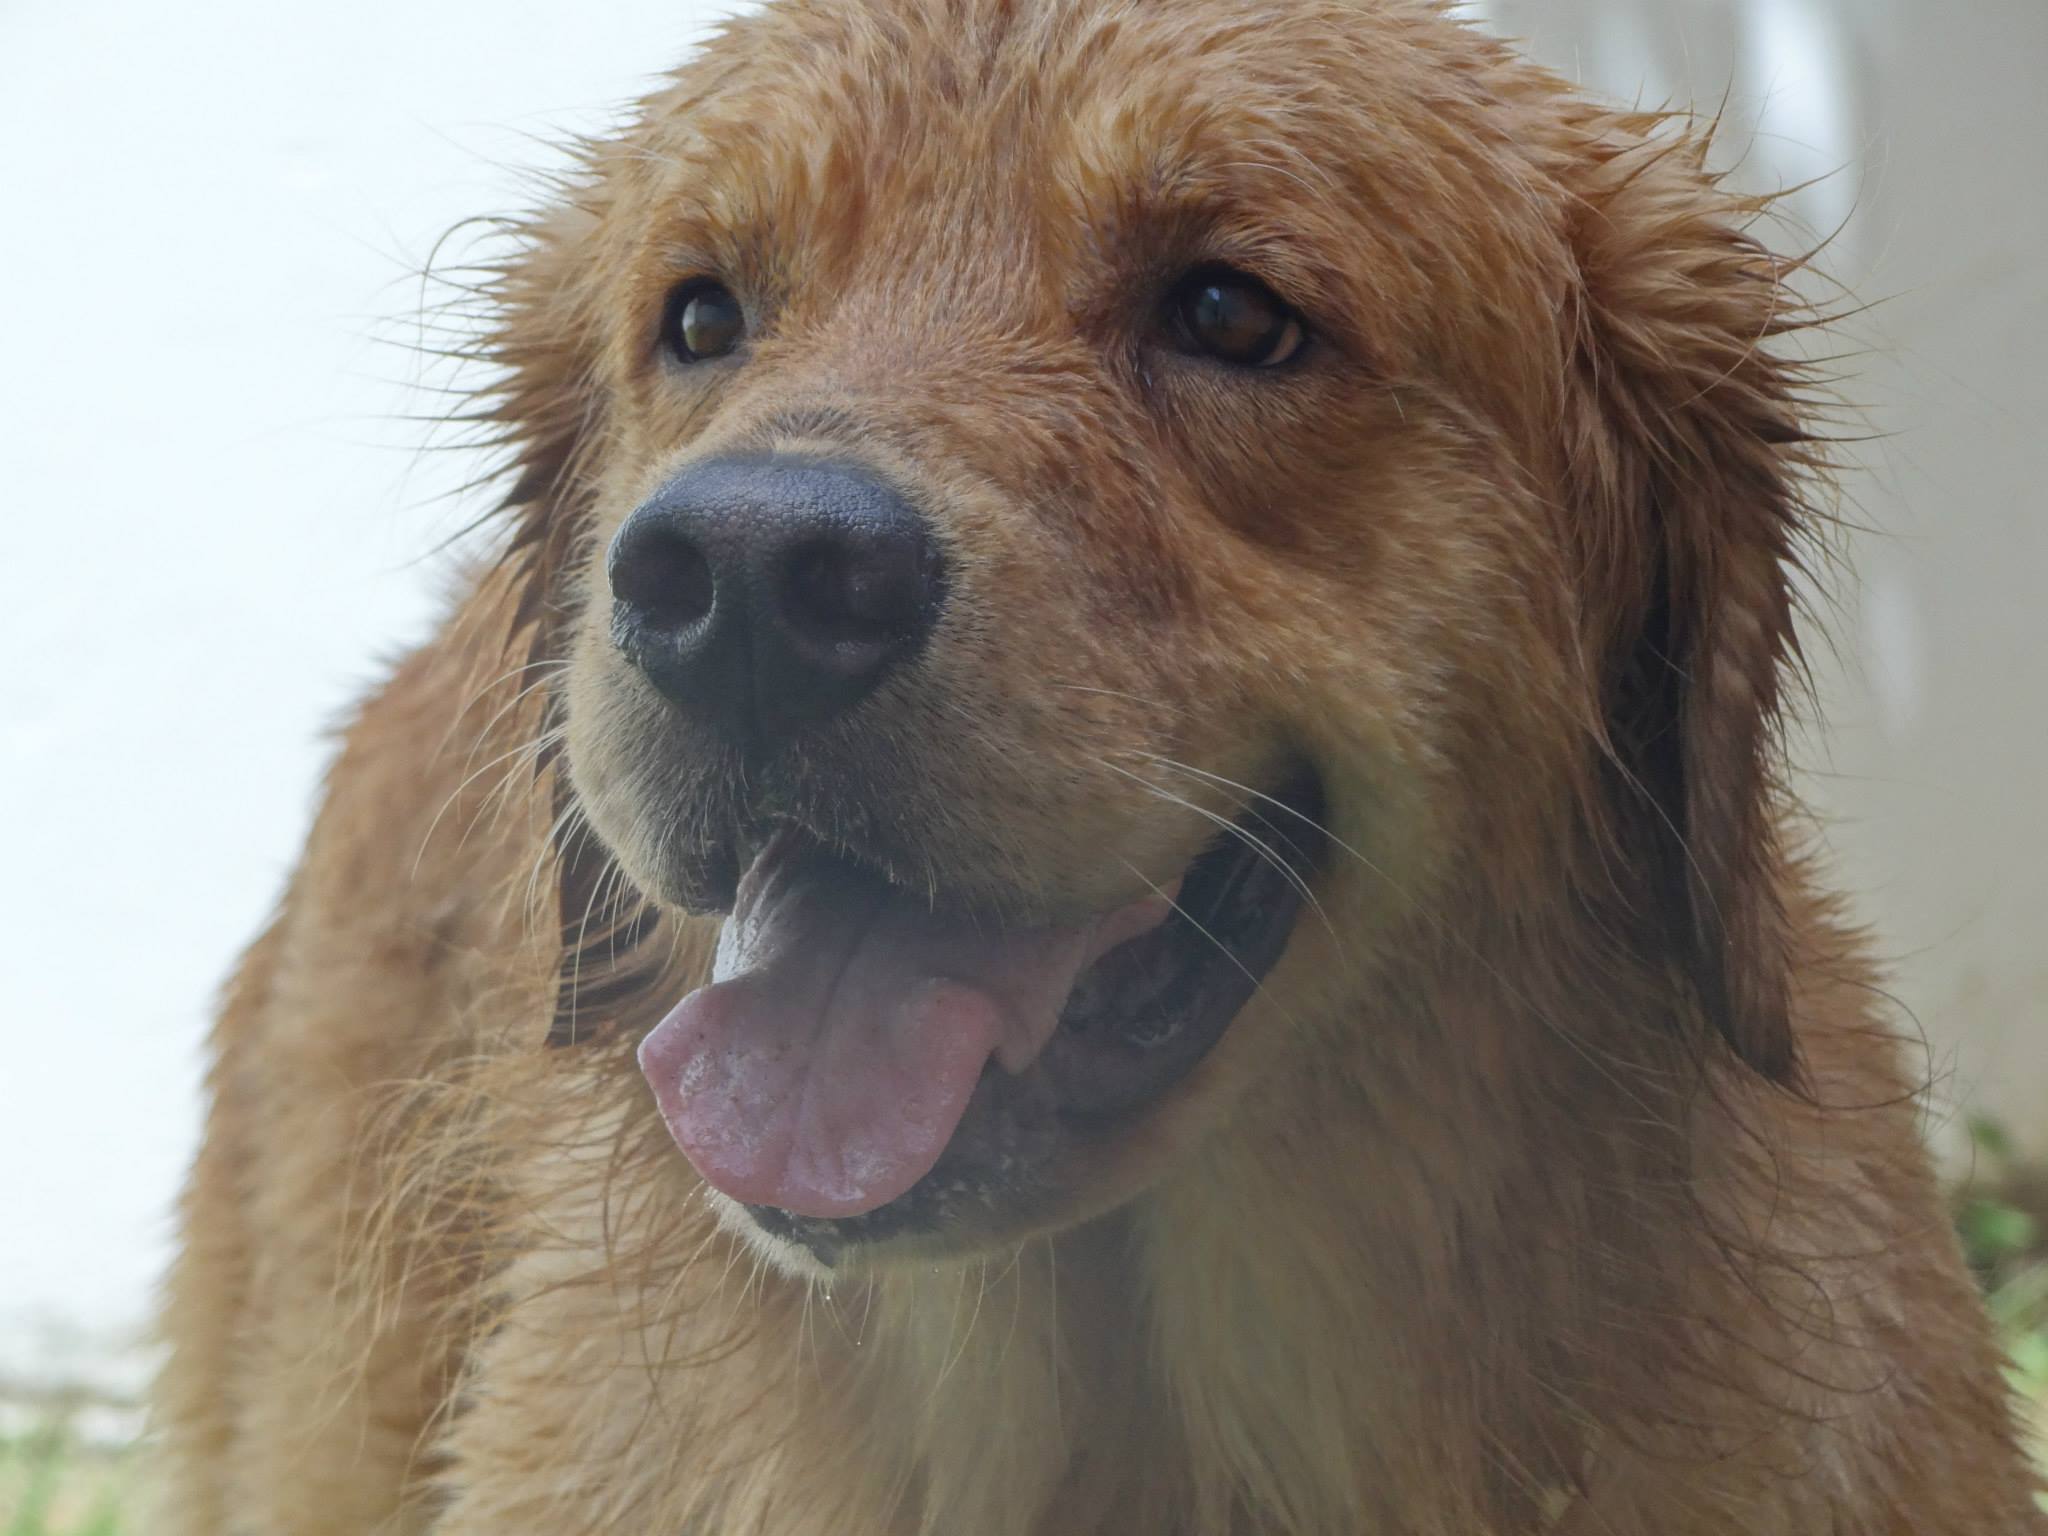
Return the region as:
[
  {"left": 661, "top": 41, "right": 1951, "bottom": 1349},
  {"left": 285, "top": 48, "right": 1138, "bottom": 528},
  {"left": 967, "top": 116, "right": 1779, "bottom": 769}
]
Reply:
[{"left": 1558, "top": 121, "right": 1825, "bottom": 1085}]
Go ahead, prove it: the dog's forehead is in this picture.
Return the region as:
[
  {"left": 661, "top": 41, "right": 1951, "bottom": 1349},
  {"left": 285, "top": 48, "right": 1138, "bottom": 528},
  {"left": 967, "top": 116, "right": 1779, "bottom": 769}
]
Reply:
[
  {"left": 600, "top": 0, "right": 1569, "bottom": 410},
  {"left": 631, "top": 0, "right": 1493, "bottom": 253}
]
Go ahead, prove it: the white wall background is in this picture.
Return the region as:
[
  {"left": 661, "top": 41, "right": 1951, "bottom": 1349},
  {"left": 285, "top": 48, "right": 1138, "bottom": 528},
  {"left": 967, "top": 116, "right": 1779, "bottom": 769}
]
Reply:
[
  {"left": 1475, "top": 0, "right": 2048, "bottom": 1175},
  {"left": 0, "top": 0, "right": 729, "bottom": 1365},
  {"left": 2, "top": 0, "right": 2042, "bottom": 1366}
]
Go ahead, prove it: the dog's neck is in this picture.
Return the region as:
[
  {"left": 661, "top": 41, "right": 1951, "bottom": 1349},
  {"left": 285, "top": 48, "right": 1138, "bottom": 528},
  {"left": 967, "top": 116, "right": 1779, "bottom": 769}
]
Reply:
[{"left": 809, "top": 991, "right": 1707, "bottom": 1536}]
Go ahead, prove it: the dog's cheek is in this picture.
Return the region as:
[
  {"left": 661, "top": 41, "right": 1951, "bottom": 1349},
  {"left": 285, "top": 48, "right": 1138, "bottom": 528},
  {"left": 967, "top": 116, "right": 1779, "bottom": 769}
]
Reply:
[
  {"left": 903, "top": 531, "right": 1204, "bottom": 892},
  {"left": 561, "top": 624, "right": 676, "bottom": 899},
  {"left": 898, "top": 659, "right": 1199, "bottom": 910}
]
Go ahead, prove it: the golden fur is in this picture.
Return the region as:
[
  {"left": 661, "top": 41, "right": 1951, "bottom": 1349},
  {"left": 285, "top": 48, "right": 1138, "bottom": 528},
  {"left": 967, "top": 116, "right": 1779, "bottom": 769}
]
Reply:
[{"left": 152, "top": 1, "right": 2044, "bottom": 1530}]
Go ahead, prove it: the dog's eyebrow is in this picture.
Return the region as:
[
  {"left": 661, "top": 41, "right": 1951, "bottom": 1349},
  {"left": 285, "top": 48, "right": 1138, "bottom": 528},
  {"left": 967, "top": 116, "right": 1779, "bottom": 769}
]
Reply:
[
  {"left": 1050, "top": 98, "right": 1352, "bottom": 247},
  {"left": 1043, "top": 158, "right": 1346, "bottom": 328}
]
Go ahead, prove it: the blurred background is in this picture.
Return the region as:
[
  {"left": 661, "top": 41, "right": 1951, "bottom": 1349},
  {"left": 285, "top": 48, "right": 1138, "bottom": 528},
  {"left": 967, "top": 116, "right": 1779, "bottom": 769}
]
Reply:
[{"left": 1, "top": 0, "right": 2042, "bottom": 1522}]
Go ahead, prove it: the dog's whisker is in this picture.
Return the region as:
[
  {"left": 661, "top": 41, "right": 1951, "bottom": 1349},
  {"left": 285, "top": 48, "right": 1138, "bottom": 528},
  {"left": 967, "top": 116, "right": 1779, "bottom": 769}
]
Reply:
[
  {"left": 1123, "top": 753, "right": 1335, "bottom": 894},
  {"left": 1115, "top": 855, "right": 1302, "bottom": 1039},
  {"left": 421, "top": 721, "right": 566, "bottom": 875},
  {"left": 1094, "top": 757, "right": 1333, "bottom": 939},
  {"left": 412, "top": 679, "right": 566, "bottom": 875},
  {"left": 1047, "top": 679, "right": 1187, "bottom": 716}
]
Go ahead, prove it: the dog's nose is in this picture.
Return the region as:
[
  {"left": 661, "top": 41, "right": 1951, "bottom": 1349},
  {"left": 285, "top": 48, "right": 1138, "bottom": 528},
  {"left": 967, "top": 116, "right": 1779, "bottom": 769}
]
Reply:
[{"left": 607, "top": 455, "right": 945, "bottom": 748}]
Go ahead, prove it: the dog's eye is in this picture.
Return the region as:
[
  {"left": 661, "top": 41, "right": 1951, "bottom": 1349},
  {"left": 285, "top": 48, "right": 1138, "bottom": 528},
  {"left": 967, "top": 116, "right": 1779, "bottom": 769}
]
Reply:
[
  {"left": 664, "top": 280, "right": 745, "bottom": 363},
  {"left": 1168, "top": 267, "right": 1306, "bottom": 368}
]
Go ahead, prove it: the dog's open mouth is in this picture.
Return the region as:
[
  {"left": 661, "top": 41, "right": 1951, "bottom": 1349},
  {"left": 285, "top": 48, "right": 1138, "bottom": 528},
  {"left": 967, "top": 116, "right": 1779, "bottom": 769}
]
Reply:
[{"left": 637, "top": 770, "right": 1324, "bottom": 1229}]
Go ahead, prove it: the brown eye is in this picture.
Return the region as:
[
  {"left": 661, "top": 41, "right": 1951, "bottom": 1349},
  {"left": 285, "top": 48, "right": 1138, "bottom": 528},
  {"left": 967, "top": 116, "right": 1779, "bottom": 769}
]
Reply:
[
  {"left": 1169, "top": 266, "right": 1307, "bottom": 368},
  {"left": 664, "top": 279, "right": 745, "bottom": 363}
]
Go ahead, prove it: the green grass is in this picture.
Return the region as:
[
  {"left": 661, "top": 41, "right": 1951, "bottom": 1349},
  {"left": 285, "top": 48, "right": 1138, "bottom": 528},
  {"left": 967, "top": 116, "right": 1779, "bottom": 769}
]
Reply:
[
  {"left": 0, "top": 1423, "right": 132, "bottom": 1536},
  {"left": 1957, "top": 1116, "right": 2048, "bottom": 1489}
]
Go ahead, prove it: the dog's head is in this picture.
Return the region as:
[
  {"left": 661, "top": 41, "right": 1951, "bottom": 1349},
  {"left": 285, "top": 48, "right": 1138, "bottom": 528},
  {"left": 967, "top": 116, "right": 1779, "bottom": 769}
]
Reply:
[{"left": 489, "top": 0, "right": 1821, "bottom": 1267}]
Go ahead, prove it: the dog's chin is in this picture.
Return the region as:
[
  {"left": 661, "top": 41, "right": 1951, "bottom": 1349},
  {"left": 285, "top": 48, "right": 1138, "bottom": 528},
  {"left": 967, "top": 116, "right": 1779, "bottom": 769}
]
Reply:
[{"left": 635, "top": 768, "right": 1326, "bottom": 1271}]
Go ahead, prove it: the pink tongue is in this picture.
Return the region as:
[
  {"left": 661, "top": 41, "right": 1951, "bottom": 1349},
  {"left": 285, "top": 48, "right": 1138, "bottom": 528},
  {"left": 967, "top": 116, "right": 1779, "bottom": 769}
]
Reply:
[{"left": 638, "top": 832, "right": 1172, "bottom": 1219}]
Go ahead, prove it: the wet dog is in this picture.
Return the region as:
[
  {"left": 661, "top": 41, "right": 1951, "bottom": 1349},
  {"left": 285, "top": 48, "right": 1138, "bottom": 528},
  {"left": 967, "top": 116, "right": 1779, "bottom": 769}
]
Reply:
[{"left": 153, "top": 2, "right": 2045, "bottom": 1530}]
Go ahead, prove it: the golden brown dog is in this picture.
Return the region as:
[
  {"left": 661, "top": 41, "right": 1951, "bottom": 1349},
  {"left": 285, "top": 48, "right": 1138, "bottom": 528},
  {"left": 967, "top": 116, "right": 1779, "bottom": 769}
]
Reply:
[{"left": 151, "top": 1, "right": 2045, "bottom": 1531}]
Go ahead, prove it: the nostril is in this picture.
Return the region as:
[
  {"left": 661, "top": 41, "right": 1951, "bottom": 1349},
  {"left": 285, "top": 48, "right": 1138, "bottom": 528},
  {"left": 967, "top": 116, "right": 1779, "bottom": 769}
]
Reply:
[
  {"left": 612, "top": 527, "right": 714, "bottom": 632},
  {"left": 783, "top": 541, "right": 921, "bottom": 645},
  {"left": 606, "top": 455, "right": 945, "bottom": 743}
]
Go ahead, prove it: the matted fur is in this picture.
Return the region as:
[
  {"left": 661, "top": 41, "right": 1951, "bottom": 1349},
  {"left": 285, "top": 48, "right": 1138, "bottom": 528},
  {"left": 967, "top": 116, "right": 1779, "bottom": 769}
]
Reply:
[{"left": 152, "top": 2, "right": 2043, "bottom": 1532}]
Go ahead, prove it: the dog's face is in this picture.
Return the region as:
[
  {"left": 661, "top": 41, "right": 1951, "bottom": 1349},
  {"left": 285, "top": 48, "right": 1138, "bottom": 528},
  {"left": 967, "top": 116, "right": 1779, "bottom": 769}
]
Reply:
[{"left": 530, "top": 0, "right": 1808, "bottom": 1267}]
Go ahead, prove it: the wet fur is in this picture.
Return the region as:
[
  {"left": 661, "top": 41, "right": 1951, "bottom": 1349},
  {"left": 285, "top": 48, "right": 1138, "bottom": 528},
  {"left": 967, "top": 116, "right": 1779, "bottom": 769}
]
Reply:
[{"left": 153, "top": 1, "right": 2043, "bottom": 1531}]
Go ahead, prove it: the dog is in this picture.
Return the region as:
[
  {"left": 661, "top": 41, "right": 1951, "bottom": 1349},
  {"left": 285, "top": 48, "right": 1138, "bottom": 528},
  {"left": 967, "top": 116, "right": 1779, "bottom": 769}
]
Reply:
[{"left": 149, "top": 1, "right": 2045, "bottom": 1531}]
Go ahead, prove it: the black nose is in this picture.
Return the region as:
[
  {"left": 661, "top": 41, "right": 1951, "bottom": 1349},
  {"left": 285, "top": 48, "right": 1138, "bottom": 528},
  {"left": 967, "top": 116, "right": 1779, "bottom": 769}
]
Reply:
[{"left": 606, "top": 455, "right": 945, "bottom": 749}]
